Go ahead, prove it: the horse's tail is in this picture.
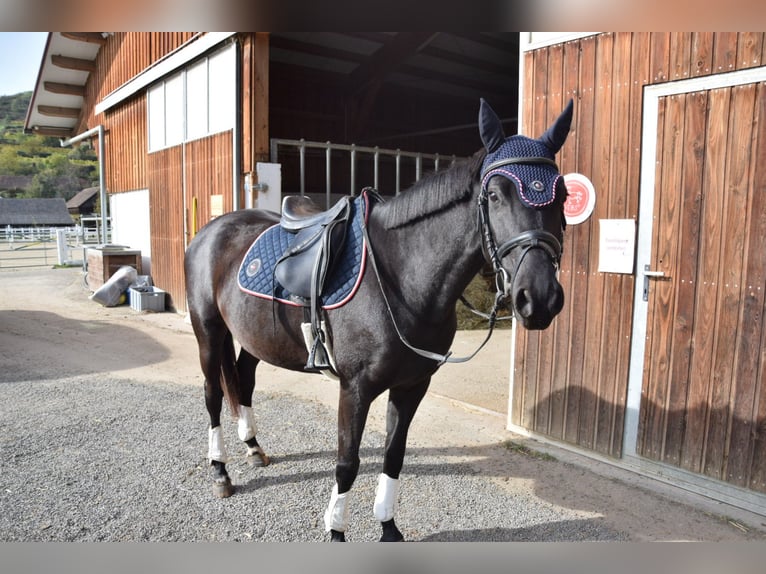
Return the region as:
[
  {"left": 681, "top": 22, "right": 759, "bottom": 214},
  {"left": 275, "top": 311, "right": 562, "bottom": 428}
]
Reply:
[{"left": 220, "top": 331, "right": 241, "bottom": 418}]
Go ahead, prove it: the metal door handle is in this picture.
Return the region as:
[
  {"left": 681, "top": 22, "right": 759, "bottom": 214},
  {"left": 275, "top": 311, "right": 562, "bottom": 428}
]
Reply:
[{"left": 643, "top": 265, "right": 666, "bottom": 301}]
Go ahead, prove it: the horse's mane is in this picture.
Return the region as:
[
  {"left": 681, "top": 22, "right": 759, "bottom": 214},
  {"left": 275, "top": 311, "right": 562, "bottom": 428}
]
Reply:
[{"left": 380, "top": 150, "right": 485, "bottom": 230}]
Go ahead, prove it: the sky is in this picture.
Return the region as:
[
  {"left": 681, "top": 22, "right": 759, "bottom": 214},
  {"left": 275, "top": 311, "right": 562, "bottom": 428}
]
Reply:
[{"left": 0, "top": 32, "right": 47, "bottom": 97}]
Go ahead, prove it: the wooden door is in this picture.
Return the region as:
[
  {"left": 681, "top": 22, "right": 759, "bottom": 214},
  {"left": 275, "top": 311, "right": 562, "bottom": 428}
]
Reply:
[{"left": 634, "top": 78, "right": 766, "bottom": 493}]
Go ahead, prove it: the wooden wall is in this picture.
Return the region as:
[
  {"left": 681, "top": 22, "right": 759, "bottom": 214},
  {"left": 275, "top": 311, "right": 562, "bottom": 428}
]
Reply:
[
  {"left": 513, "top": 32, "right": 766, "bottom": 460},
  {"left": 82, "top": 33, "right": 197, "bottom": 134},
  {"left": 77, "top": 33, "right": 242, "bottom": 311}
]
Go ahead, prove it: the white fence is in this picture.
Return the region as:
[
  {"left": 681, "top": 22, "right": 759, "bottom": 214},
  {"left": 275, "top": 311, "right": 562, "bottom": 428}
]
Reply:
[{"left": 0, "top": 225, "right": 111, "bottom": 270}]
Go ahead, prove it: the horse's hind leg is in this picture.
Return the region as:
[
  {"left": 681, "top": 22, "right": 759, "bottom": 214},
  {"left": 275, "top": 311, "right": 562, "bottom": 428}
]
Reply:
[
  {"left": 235, "top": 348, "right": 270, "bottom": 467},
  {"left": 375, "top": 378, "right": 431, "bottom": 542}
]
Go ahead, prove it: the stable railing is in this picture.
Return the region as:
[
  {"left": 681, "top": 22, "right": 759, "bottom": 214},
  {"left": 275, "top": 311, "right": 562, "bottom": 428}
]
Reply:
[{"left": 270, "top": 138, "right": 460, "bottom": 208}]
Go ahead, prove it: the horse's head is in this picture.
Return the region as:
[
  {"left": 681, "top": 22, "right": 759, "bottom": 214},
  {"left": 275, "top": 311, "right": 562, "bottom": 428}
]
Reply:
[{"left": 476, "top": 98, "right": 573, "bottom": 330}]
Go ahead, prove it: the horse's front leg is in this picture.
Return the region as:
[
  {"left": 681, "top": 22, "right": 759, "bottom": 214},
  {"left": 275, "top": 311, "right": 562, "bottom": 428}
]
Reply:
[
  {"left": 324, "top": 384, "right": 372, "bottom": 542},
  {"left": 375, "top": 378, "right": 431, "bottom": 542}
]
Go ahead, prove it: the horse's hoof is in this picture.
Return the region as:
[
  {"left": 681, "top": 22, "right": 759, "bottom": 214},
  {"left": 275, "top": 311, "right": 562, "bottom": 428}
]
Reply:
[
  {"left": 380, "top": 519, "right": 404, "bottom": 542},
  {"left": 213, "top": 478, "right": 234, "bottom": 498},
  {"left": 247, "top": 449, "right": 271, "bottom": 467},
  {"left": 330, "top": 529, "right": 346, "bottom": 542}
]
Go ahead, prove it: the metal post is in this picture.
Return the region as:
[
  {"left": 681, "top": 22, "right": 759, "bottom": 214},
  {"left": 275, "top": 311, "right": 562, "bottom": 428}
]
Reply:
[
  {"left": 415, "top": 153, "right": 422, "bottom": 181},
  {"left": 395, "top": 149, "right": 401, "bottom": 195},
  {"left": 61, "top": 125, "right": 107, "bottom": 244},
  {"left": 325, "top": 142, "right": 332, "bottom": 208},
  {"left": 299, "top": 139, "right": 306, "bottom": 196}
]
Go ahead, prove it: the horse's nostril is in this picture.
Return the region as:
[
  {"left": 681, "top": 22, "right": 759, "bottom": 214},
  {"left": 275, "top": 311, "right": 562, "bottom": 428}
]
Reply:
[{"left": 514, "top": 289, "right": 534, "bottom": 318}]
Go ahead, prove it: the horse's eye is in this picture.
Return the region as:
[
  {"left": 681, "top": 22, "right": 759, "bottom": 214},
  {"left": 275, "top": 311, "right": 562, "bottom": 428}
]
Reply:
[{"left": 488, "top": 190, "right": 499, "bottom": 203}]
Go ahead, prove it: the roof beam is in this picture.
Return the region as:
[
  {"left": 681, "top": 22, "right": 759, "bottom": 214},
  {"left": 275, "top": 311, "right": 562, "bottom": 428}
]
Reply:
[
  {"left": 347, "top": 32, "right": 438, "bottom": 95},
  {"left": 61, "top": 32, "right": 107, "bottom": 46},
  {"left": 44, "top": 81, "right": 86, "bottom": 96},
  {"left": 51, "top": 54, "right": 96, "bottom": 72},
  {"left": 38, "top": 105, "right": 81, "bottom": 119},
  {"left": 270, "top": 35, "right": 366, "bottom": 65},
  {"left": 28, "top": 126, "right": 74, "bottom": 138}
]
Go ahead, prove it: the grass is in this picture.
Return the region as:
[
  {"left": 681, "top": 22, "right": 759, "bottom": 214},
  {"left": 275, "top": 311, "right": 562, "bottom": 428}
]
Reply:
[{"left": 502, "top": 439, "right": 557, "bottom": 462}]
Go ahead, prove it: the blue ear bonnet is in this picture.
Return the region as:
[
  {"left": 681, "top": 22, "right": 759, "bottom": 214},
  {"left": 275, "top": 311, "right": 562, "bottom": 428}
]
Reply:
[{"left": 480, "top": 135, "right": 562, "bottom": 209}]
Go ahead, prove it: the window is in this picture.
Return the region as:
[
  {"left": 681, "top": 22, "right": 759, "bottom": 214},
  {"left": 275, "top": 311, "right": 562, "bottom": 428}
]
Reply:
[{"left": 147, "top": 43, "right": 235, "bottom": 152}]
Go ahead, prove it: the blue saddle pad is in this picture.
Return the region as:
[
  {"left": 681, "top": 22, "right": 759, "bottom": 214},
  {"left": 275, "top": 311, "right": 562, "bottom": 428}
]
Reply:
[{"left": 237, "top": 192, "right": 369, "bottom": 309}]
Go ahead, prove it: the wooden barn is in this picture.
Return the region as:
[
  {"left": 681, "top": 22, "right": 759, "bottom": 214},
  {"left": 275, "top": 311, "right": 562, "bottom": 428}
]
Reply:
[
  {"left": 514, "top": 32, "right": 766, "bottom": 514},
  {"left": 24, "top": 32, "right": 518, "bottom": 307}
]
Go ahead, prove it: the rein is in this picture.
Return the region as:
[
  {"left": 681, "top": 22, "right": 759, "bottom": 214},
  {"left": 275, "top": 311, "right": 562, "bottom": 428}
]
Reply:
[{"left": 360, "top": 205, "right": 501, "bottom": 366}]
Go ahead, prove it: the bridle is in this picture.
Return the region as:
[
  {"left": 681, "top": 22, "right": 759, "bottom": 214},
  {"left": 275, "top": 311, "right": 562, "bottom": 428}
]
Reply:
[{"left": 477, "top": 156, "right": 564, "bottom": 304}]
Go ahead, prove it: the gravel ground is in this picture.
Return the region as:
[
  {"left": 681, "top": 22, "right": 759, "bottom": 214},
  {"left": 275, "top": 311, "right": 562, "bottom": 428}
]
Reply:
[{"left": 0, "top": 373, "right": 623, "bottom": 542}]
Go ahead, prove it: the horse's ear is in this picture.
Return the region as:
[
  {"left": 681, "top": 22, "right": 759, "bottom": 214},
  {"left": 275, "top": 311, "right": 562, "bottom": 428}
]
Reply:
[
  {"left": 479, "top": 98, "right": 505, "bottom": 153},
  {"left": 539, "top": 98, "right": 574, "bottom": 154}
]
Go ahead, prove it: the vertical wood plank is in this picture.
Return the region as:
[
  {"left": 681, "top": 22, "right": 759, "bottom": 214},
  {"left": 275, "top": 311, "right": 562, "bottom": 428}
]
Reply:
[
  {"left": 683, "top": 88, "right": 728, "bottom": 473},
  {"left": 564, "top": 34, "right": 596, "bottom": 446},
  {"left": 746, "top": 83, "right": 766, "bottom": 493},
  {"left": 722, "top": 83, "right": 759, "bottom": 487},
  {"left": 548, "top": 38, "right": 582, "bottom": 441},
  {"left": 650, "top": 32, "right": 671, "bottom": 83},
  {"left": 736, "top": 32, "right": 764, "bottom": 69},
  {"left": 578, "top": 33, "right": 613, "bottom": 451},
  {"left": 704, "top": 85, "right": 748, "bottom": 481},
  {"left": 595, "top": 32, "right": 630, "bottom": 456},
  {"left": 669, "top": 32, "right": 692, "bottom": 80},
  {"left": 712, "top": 32, "right": 738, "bottom": 73},
  {"left": 691, "top": 32, "right": 714, "bottom": 77},
  {"left": 534, "top": 42, "right": 564, "bottom": 436},
  {"left": 664, "top": 91, "right": 706, "bottom": 467},
  {"left": 254, "top": 33, "right": 270, "bottom": 163}
]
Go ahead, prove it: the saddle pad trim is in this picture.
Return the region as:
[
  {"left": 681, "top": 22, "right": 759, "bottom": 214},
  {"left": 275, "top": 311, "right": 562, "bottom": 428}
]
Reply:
[{"left": 237, "top": 192, "right": 370, "bottom": 310}]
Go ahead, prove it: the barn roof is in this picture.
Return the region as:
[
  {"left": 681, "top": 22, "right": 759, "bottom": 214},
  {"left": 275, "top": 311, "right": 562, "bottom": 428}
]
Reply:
[
  {"left": 66, "top": 186, "right": 99, "bottom": 210},
  {"left": 0, "top": 198, "right": 75, "bottom": 226}
]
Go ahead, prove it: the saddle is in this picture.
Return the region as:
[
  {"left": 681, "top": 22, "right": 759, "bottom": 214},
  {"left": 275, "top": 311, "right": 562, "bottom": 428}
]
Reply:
[
  {"left": 274, "top": 195, "right": 352, "bottom": 297},
  {"left": 274, "top": 194, "right": 354, "bottom": 374}
]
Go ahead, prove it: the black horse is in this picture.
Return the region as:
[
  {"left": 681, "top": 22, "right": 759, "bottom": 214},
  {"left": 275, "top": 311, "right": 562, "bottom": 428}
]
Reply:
[{"left": 184, "top": 99, "right": 573, "bottom": 541}]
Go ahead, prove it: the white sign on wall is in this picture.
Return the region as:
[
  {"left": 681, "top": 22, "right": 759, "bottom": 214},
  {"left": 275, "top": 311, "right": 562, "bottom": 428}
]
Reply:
[{"left": 598, "top": 219, "right": 636, "bottom": 274}]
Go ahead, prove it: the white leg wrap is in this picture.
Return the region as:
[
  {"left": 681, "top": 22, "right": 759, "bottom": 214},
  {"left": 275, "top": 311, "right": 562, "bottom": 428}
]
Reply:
[
  {"left": 208, "top": 426, "right": 229, "bottom": 463},
  {"left": 373, "top": 473, "right": 400, "bottom": 522},
  {"left": 323, "top": 484, "right": 351, "bottom": 532},
  {"left": 237, "top": 405, "right": 257, "bottom": 442}
]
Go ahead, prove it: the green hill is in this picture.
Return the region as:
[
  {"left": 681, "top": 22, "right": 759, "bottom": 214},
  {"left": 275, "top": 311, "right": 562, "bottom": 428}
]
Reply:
[{"left": 0, "top": 92, "right": 98, "bottom": 200}]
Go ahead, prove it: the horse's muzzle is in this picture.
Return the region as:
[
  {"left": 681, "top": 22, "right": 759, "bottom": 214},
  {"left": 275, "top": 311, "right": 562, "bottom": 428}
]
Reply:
[{"left": 513, "top": 279, "right": 564, "bottom": 330}]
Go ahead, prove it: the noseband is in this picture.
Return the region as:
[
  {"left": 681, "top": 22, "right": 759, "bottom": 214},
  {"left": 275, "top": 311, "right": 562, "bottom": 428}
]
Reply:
[{"left": 478, "top": 156, "right": 563, "bottom": 300}]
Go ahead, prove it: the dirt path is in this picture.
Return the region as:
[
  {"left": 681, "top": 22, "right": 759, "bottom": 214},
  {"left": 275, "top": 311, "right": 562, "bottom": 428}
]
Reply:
[{"left": 1, "top": 266, "right": 765, "bottom": 541}]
